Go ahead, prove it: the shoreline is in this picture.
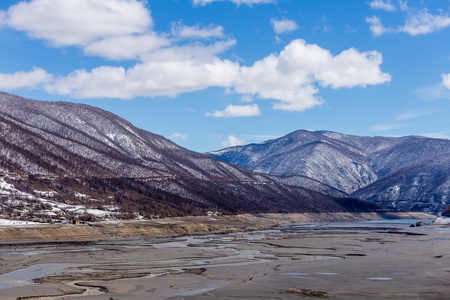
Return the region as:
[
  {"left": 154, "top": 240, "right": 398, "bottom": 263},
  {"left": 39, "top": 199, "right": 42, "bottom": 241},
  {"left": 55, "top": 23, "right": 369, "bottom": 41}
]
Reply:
[{"left": 0, "top": 211, "right": 435, "bottom": 243}]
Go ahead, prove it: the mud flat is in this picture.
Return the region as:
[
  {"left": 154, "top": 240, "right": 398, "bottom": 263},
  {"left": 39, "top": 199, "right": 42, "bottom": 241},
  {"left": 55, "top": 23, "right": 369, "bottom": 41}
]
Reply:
[
  {"left": 0, "top": 214, "right": 448, "bottom": 299},
  {"left": 0, "top": 212, "right": 434, "bottom": 242}
]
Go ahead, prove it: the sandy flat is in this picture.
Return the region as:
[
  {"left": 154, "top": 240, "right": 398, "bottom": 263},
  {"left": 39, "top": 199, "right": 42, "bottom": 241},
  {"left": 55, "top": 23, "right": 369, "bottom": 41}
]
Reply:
[{"left": 0, "top": 219, "right": 448, "bottom": 299}]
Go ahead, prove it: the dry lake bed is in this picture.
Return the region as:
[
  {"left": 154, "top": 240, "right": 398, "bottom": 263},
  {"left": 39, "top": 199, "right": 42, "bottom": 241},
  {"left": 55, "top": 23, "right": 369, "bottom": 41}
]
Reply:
[{"left": 0, "top": 219, "right": 449, "bottom": 299}]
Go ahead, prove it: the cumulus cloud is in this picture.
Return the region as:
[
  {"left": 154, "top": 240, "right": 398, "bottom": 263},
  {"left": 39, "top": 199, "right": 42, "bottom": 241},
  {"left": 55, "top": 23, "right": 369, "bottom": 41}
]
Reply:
[
  {"left": 2, "top": 0, "right": 152, "bottom": 47},
  {"left": 84, "top": 33, "right": 170, "bottom": 61},
  {"left": 1, "top": 0, "right": 236, "bottom": 62},
  {"left": 234, "top": 39, "right": 391, "bottom": 111},
  {"left": 205, "top": 104, "right": 261, "bottom": 118},
  {"left": 271, "top": 18, "right": 299, "bottom": 34},
  {"left": 367, "top": 7, "right": 450, "bottom": 36},
  {"left": 45, "top": 39, "right": 389, "bottom": 111},
  {"left": 169, "top": 133, "right": 188, "bottom": 141},
  {"left": 315, "top": 48, "right": 391, "bottom": 88},
  {"left": 369, "top": 0, "right": 396, "bottom": 12},
  {"left": 220, "top": 135, "right": 245, "bottom": 147},
  {"left": 442, "top": 74, "right": 450, "bottom": 89},
  {"left": 1, "top": 0, "right": 243, "bottom": 98},
  {"left": 45, "top": 59, "right": 240, "bottom": 99},
  {"left": 0, "top": 2, "right": 391, "bottom": 113},
  {"left": 0, "top": 67, "right": 53, "bottom": 90},
  {"left": 192, "top": 0, "right": 274, "bottom": 6}
]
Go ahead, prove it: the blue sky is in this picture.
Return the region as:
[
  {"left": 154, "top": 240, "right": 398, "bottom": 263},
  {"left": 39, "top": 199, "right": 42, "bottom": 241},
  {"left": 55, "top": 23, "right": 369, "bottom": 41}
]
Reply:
[{"left": 0, "top": 0, "right": 449, "bottom": 152}]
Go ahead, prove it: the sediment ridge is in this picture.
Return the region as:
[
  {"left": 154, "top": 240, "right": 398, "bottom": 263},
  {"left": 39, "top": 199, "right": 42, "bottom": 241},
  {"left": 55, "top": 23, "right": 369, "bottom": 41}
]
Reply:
[{"left": 0, "top": 212, "right": 435, "bottom": 243}]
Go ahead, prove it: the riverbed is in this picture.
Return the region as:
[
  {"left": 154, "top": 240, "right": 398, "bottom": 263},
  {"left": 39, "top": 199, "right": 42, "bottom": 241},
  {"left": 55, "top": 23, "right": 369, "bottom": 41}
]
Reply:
[{"left": 0, "top": 219, "right": 448, "bottom": 299}]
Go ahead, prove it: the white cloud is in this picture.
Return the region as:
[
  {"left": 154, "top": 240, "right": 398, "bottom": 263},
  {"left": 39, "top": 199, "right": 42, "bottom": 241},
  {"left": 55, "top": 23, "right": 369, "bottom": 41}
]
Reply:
[
  {"left": 205, "top": 104, "right": 261, "bottom": 118},
  {"left": 394, "top": 109, "right": 434, "bottom": 121},
  {"left": 1, "top": 0, "right": 237, "bottom": 65},
  {"left": 315, "top": 48, "right": 391, "bottom": 88},
  {"left": 45, "top": 59, "right": 240, "bottom": 99},
  {"left": 441, "top": 73, "right": 450, "bottom": 89},
  {"left": 1, "top": 1, "right": 240, "bottom": 98},
  {"left": 0, "top": 67, "right": 53, "bottom": 90},
  {"left": 3, "top": 0, "right": 152, "bottom": 46},
  {"left": 220, "top": 135, "right": 245, "bottom": 147},
  {"left": 172, "top": 23, "right": 225, "bottom": 39},
  {"left": 367, "top": 8, "right": 450, "bottom": 36},
  {"left": 401, "top": 9, "right": 450, "bottom": 36},
  {"left": 84, "top": 33, "right": 170, "bottom": 61},
  {"left": 369, "top": 0, "right": 396, "bottom": 12},
  {"left": 240, "top": 95, "right": 254, "bottom": 102},
  {"left": 0, "top": 1, "right": 390, "bottom": 113},
  {"left": 415, "top": 83, "right": 450, "bottom": 101},
  {"left": 192, "top": 0, "right": 275, "bottom": 6},
  {"left": 66, "top": 39, "right": 386, "bottom": 112},
  {"left": 169, "top": 133, "right": 188, "bottom": 141},
  {"left": 234, "top": 39, "right": 391, "bottom": 111},
  {"left": 399, "top": 1, "right": 408, "bottom": 11},
  {"left": 139, "top": 39, "right": 237, "bottom": 63},
  {"left": 366, "top": 16, "right": 389, "bottom": 37},
  {"left": 271, "top": 18, "right": 299, "bottom": 34}
]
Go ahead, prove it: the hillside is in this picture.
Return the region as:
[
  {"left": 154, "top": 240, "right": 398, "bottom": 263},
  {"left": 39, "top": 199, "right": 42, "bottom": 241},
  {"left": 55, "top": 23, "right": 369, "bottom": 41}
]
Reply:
[
  {"left": 209, "top": 130, "right": 450, "bottom": 214},
  {"left": 0, "top": 92, "right": 384, "bottom": 222}
]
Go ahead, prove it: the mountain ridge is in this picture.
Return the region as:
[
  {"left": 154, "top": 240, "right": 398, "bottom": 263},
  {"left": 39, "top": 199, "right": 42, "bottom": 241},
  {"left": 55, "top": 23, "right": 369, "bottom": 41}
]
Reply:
[
  {"left": 209, "top": 129, "right": 450, "bottom": 214},
  {"left": 0, "top": 92, "right": 384, "bottom": 222}
]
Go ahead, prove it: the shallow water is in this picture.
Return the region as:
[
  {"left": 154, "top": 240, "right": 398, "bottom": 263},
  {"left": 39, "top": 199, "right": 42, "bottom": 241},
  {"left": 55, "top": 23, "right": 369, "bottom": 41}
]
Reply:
[
  {"left": 366, "top": 219, "right": 435, "bottom": 224},
  {"left": 0, "top": 263, "right": 78, "bottom": 289}
]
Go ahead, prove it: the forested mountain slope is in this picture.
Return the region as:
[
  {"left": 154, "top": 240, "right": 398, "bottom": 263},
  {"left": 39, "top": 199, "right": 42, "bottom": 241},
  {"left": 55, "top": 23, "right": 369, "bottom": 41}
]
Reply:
[{"left": 0, "top": 92, "right": 382, "bottom": 221}]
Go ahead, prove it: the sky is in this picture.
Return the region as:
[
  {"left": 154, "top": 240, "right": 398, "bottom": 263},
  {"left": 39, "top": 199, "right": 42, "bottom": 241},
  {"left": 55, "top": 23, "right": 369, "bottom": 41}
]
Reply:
[{"left": 0, "top": 0, "right": 449, "bottom": 153}]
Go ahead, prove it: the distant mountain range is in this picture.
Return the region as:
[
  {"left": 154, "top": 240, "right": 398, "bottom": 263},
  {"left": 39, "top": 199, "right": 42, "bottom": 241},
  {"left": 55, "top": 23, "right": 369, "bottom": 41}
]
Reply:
[
  {"left": 0, "top": 92, "right": 382, "bottom": 222},
  {"left": 209, "top": 130, "right": 450, "bottom": 214}
]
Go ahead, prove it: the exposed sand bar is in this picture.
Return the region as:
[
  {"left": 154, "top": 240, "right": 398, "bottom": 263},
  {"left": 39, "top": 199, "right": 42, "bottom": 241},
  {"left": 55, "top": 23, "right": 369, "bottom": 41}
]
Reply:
[
  {"left": 0, "top": 212, "right": 434, "bottom": 242},
  {"left": 0, "top": 212, "right": 448, "bottom": 300}
]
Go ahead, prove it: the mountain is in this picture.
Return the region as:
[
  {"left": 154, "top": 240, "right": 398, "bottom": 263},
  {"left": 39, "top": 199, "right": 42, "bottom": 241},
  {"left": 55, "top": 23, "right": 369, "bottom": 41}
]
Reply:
[
  {"left": 0, "top": 92, "right": 383, "bottom": 222},
  {"left": 442, "top": 206, "right": 450, "bottom": 217},
  {"left": 209, "top": 130, "right": 450, "bottom": 214}
]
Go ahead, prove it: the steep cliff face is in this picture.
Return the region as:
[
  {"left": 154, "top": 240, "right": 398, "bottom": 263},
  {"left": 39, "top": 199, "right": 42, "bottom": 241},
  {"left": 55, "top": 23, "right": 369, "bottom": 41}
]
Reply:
[
  {"left": 0, "top": 92, "right": 382, "bottom": 220},
  {"left": 209, "top": 130, "right": 450, "bottom": 214}
]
